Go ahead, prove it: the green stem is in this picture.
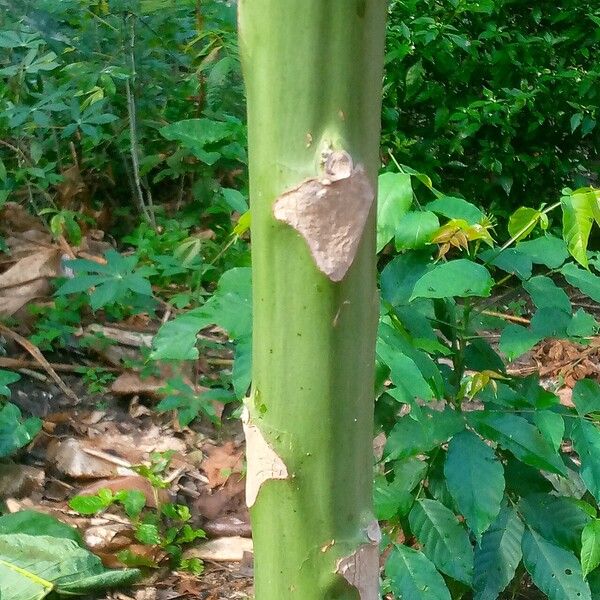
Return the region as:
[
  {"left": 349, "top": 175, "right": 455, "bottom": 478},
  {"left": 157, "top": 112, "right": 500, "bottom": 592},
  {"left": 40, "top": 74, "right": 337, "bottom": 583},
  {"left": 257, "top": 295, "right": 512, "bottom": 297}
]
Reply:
[{"left": 239, "top": 2, "right": 387, "bottom": 598}]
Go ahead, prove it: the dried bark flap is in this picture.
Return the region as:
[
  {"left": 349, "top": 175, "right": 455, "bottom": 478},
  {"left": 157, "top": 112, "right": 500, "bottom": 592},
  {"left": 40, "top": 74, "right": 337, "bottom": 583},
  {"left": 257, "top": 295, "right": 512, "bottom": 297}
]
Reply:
[
  {"left": 242, "top": 408, "right": 288, "bottom": 507},
  {"left": 273, "top": 153, "right": 374, "bottom": 282}
]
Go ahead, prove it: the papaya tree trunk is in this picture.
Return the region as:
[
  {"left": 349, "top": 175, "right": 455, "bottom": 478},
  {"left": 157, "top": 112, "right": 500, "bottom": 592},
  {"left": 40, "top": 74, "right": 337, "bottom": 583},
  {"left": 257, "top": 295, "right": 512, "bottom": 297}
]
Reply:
[{"left": 239, "top": 2, "right": 387, "bottom": 598}]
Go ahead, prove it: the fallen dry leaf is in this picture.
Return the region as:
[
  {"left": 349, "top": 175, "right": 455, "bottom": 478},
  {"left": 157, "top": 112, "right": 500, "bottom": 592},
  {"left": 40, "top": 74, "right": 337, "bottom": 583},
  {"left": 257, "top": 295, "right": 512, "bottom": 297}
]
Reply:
[
  {"left": 48, "top": 437, "right": 133, "bottom": 479},
  {"left": 202, "top": 442, "right": 244, "bottom": 489}
]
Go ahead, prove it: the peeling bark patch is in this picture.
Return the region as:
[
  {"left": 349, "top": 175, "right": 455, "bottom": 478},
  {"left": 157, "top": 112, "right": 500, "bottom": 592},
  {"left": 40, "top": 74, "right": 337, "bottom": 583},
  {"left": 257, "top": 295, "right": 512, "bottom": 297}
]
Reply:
[
  {"left": 335, "top": 544, "right": 379, "bottom": 600},
  {"left": 273, "top": 152, "right": 374, "bottom": 282},
  {"left": 242, "top": 408, "right": 288, "bottom": 508}
]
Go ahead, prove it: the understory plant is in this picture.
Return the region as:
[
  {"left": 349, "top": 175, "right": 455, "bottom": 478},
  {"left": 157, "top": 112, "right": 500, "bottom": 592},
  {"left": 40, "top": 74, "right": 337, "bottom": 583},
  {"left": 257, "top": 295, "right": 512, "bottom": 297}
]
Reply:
[
  {"left": 153, "top": 174, "right": 600, "bottom": 598},
  {"left": 69, "top": 451, "right": 206, "bottom": 574},
  {"left": 375, "top": 175, "right": 600, "bottom": 599},
  {"left": 0, "top": 369, "right": 41, "bottom": 457}
]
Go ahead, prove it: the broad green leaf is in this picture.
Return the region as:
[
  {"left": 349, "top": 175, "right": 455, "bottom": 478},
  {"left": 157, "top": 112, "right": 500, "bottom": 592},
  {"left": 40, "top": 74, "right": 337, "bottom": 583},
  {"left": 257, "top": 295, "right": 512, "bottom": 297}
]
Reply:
[
  {"left": 516, "top": 235, "right": 569, "bottom": 269},
  {"left": 232, "top": 335, "right": 252, "bottom": 399},
  {"left": 519, "top": 494, "right": 591, "bottom": 553},
  {"left": 426, "top": 196, "right": 485, "bottom": 224},
  {"left": 374, "top": 458, "right": 426, "bottom": 520},
  {"left": 523, "top": 276, "right": 571, "bottom": 313},
  {"left": 468, "top": 412, "right": 567, "bottom": 475},
  {"left": 444, "top": 431, "right": 504, "bottom": 538},
  {"left": 0, "top": 534, "right": 140, "bottom": 599},
  {"left": 0, "top": 403, "right": 42, "bottom": 458},
  {"left": 377, "top": 172, "right": 413, "bottom": 252},
  {"left": 479, "top": 248, "right": 533, "bottom": 280},
  {"left": 582, "top": 520, "right": 600, "bottom": 577},
  {"left": 561, "top": 263, "right": 600, "bottom": 304},
  {"left": 152, "top": 267, "right": 252, "bottom": 361},
  {"left": 69, "top": 493, "right": 112, "bottom": 515},
  {"left": 384, "top": 409, "right": 464, "bottom": 461},
  {"left": 508, "top": 207, "right": 542, "bottom": 241},
  {"left": 159, "top": 118, "right": 234, "bottom": 165},
  {"left": 499, "top": 324, "right": 542, "bottom": 361},
  {"left": 411, "top": 260, "right": 493, "bottom": 300},
  {"left": 530, "top": 307, "right": 572, "bottom": 339},
  {"left": 0, "top": 512, "right": 83, "bottom": 545},
  {"left": 409, "top": 498, "right": 473, "bottom": 585},
  {"left": 561, "top": 192, "right": 595, "bottom": 268},
  {"left": 572, "top": 379, "right": 600, "bottom": 416},
  {"left": 380, "top": 251, "right": 432, "bottom": 306},
  {"left": 572, "top": 420, "right": 600, "bottom": 503},
  {"left": 533, "top": 411, "right": 565, "bottom": 452},
  {"left": 386, "top": 544, "right": 451, "bottom": 600},
  {"left": 0, "top": 369, "right": 20, "bottom": 397},
  {"left": 473, "top": 507, "right": 524, "bottom": 600},
  {"left": 221, "top": 188, "right": 248, "bottom": 213},
  {"left": 567, "top": 310, "right": 599, "bottom": 338},
  {"left": 522, "top": 529, "right": 591, "bottom": 600},
  {"left": 395, "top": 211, "right": 440, "bottom": 250}
]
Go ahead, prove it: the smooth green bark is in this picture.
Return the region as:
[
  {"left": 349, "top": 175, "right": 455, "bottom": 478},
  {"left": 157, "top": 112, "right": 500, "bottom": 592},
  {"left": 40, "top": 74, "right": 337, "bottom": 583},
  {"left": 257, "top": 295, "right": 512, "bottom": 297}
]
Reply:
[{"left": 239, "top": 2, "right": 387, "bottom": 598}]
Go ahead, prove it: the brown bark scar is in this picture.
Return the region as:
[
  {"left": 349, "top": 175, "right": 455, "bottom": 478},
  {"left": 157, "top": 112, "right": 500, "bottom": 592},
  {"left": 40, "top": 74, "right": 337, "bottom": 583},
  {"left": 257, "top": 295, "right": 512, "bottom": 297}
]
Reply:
[
  {"left": 273, "top": 151, "right": 374, "bottom": 282},
  {"left": 335, "top": 521, "right": 381, "bottom": 600},
  {"left": 242, "top": 407, "right": 289, "bottom": 508}
]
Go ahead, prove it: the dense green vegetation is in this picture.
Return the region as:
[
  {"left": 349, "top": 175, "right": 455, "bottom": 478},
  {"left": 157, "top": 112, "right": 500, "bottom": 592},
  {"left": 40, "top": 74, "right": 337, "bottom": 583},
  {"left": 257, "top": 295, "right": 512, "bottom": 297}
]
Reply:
[{"left": 1, "top": 1, "right": 600, "bottom": 599}]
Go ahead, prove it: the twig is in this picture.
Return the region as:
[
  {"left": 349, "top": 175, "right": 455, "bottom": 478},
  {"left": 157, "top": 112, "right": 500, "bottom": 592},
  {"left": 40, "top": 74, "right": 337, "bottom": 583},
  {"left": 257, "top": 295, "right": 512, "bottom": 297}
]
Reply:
[
  {"left": 81, "top": 447, "right": 133, "bottom": 469},
  {"left": 0, "top": 323, "right": 79, "bottom": 402},
  {"left": 0, "top": 357, "right": 121, "bottom": 374},
  {"left": 481, "top": 310, "right": 530, "bottom": 325}
]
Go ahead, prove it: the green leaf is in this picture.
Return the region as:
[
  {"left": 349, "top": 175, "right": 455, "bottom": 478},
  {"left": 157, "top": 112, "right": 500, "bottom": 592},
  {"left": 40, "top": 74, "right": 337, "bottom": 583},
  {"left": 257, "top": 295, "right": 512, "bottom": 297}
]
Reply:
[
  {"left": 384, "top": 409, "right": 464, "bottom": 461},
  {"left": 561, "top": 263, "right": 600, "bottom": 304},
  {"left": 221, "top": 188, "right": 248, "bottom": 213},
  {"left": 582, "top": 520, "right": 600, "bottom": 577},
  {"left": 0, "top": 511, "right": 83, "bottom": 545},
  {"left": 468, "top": 412, "right": 567, "bottom": 475},
  {"left": 0, "top": 403, "right": 42, "bottom": 458},
  {"left": 377, "top": 172, "right": 413, "bottom": 252},
  {"left": 380, "top": 251, "right": 432, "bottom": 306},
  {"left": 473, "top": 506, "right": 524, "bottom": 600},
  {"left": 377, "top": 342, "right": 434, "bottom": 401},
  {"left": 499, "top": 325, "right": 542, "bottom": 361},
  {"left": 519, "top": 494, "right": 591, "bottom": 553},
  {"left": 523, "top": 276, "right": 571, "bottom": 313},
  {"left": 119, "top": 490, "right": 146, "bottom": 520},
  {"left": 572, "top": 379, "right": 600, "bottom": 416},
  {"left": 69, "top": 493, "right": 113, "bottom": 515},
  {"left": 479, "top": 248, "right": 533, "bottom": 280},
  {"left": 159, "top": 118, "right": 234, "bottom": 164},
  {"left": 408, "top": 499, "right": 473, "bottom": 585},
  {"left": 386, "top": 544, "right": 451, "bottom": 600},
  {"left": 0, "top": 534, "right": 140, "bottom": 599},
  {"left": 135, "top": 523, "right": 161, "bottom": 545},
  {"left": 567, "top": 310, "right": 599, "bottom": 338},
  {"left": 395, "top": 211, "right": 440, "bottom": 250},
  {"left": 508, "top": 207, "right": 542, "bottom": 241},
  {"left": 516, "top": 235, "right": 569, "bottom": 269},
  {"left": 522, "top": 529, "right": 591, "bottom": 600},
  {"left": 572, "top": 420, "right": 600, "bottom": 503},
  {"left": 374, "top": 458, "right": 427, "bottom": 519},
  {"left": 152, "top": 267, "right": 252, "bottom": 361},
  {"left": 426, "top": 196, "right": 485, "bottom": 224},
  {"left": 533, "top": 411, "right": 565, "bottom": 452},
  {"left": 0, "top": 369, "right": 20, "bottom": 397},
  {"left": 444, "top": 431, "right": 505, "bottom": 538},
  {"left": 411, "top": 260, "right": 493, "bottom": 300},
  {"left": 561, "top": 189, "right": 600, "bottom": 268}
]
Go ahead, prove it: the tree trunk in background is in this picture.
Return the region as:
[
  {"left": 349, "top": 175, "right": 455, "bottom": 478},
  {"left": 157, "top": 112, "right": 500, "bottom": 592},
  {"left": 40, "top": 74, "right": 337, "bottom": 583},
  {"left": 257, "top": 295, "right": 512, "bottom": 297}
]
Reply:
[{"left": 239, "top": 2, "right": 387, "bottom": 598}]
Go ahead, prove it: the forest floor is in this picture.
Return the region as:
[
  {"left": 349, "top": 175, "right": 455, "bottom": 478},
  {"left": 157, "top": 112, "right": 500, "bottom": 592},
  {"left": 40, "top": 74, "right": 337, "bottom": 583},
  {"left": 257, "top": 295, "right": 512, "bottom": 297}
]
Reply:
[{"left": 3, "top": 323, "right": 598, "bottom": 599}]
